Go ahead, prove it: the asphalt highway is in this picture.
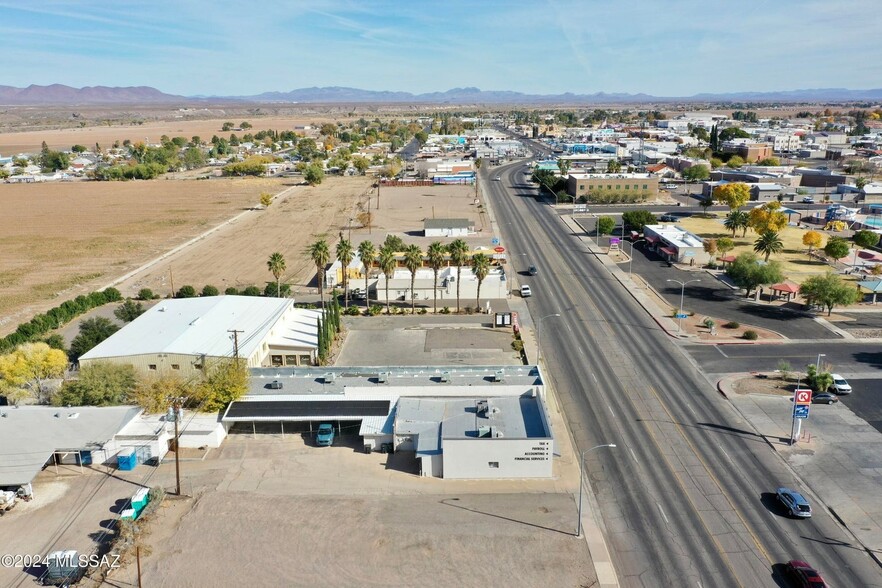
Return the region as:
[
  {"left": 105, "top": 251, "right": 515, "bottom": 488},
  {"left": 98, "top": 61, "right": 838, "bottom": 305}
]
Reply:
[{"left": 486, "top": 161, "right": 882, "bottom": 588}]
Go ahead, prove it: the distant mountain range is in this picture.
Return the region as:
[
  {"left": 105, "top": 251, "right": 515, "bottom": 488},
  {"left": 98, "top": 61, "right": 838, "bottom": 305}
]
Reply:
[{"left": 2, "top": 84, "right": 882, "bottom": 105}]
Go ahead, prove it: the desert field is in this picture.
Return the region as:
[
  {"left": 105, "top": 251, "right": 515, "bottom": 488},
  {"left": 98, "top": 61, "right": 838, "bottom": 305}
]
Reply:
[
  {"left": 0, "top": 175, "right": 372, "bottom": 336},
  {"left": 0, "top": 116, "right": 343, "bottom": 154}
]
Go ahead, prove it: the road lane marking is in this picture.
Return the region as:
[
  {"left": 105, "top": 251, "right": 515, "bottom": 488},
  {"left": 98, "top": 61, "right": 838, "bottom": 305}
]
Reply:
[
  {"left": 715, "top": 346, "right": 729, "bottom": 358},
  {"left": 656, "top": 502, "right": 669, "bottom": 524},
  {"left": 685, "top": 403, "right": 697, "bottom": 417},
  {"left": 607, "top": 404, "right": 616, "bottom": 418},
  {"left": 629, "top": 447, "right": 639, "bottom": 464},
  {"left": 718, "top": 444, "right": 733, "bottom": 464},
  {"left": 592, "top": 373, "right": 598, "bottom": 384}
]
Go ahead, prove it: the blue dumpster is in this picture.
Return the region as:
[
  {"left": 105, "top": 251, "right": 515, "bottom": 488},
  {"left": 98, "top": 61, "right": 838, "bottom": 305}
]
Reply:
[{"left": 79, "top": 450, "right": 92, "bottom": 466}]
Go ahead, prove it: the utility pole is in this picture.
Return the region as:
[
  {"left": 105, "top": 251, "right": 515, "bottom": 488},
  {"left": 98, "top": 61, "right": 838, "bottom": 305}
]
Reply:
[
  {"left": 169, "top": 267, "right": 175, "bottom": 298},
  {"left": 172, "top": 398, "right": 182, "bottom": 495},
  {"left": 228, "top": 329, "right": 244, "bottom": 360},
  {"left": 136, "top": 545, "right": 143, "bottom": 588},
  {"left": 376, "top": 180, "right": 381, "bottom": 210}
]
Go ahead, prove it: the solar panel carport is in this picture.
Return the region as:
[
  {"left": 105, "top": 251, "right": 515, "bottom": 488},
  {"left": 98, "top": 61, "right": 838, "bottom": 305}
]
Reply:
[{"left": 222, "top": 399, "right": 391, "bottom": 438}]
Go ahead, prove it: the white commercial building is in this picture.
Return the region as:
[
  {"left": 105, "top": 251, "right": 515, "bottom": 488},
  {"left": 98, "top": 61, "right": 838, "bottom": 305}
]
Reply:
[
  {"left": 79, "top": 296, "right": 321, "bottom": 375},
  {"left": 222, "top": 365, "right": 553, "bottom": 479},
  {"left": 643, "top": 224, "right": 710, "bottom": 265}
]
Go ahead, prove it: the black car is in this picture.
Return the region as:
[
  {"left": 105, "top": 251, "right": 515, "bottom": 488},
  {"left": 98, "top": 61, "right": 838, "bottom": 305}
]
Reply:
[
  {"left": 659, "top": 214, "right": 678, "bottom": 222},
  {"left": 528, "top": 265, "right": 538, "bottom": 276}
]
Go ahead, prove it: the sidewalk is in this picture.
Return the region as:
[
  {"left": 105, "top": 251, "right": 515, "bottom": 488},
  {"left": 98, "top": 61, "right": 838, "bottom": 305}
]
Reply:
[{"left": 719, "top": 374, "right": 882, "bottom": 562}]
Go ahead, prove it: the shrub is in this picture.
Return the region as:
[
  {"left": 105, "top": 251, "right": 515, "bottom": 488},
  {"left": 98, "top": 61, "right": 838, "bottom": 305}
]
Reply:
[
  {"left": 241, "top": 285, "right": 261, "bottom": 296},
  {"left": 367, "top": 305, "right": 383, "bottom": 316},
  {"left": 176, "top": 285, "right": 197, "bottom": 298},
  {"left": 263, "top": 282, "right": 291, "bottom": 297},
  {"left": 440, "top": 306, "right": 451, "bottom": 314},
  {"left": 201, "top": 285, "right": 219, "bottom": 297},
  {"left": 723, "top": 321, "right": 740, "bottom": 329},
  {"left": 742, "top": 330, "right": 758, "bottom": 340},
  {"left": 137, "top": 288, "right": 155, "bottom": 301},
  {"left": 464, "top": 306, "right": 474, "bottom": 315},
  {"left": 511, "top": 339, "right": 524, "bottom": 352},
  {"left": 418, "top": 308, "right": 428, "bottom": 315},
  {"left": 344, "top": 305, "right": 361, "bottom": 316},
  {"left": 224, "top": 287, "right": 239, "bottom": 295}
]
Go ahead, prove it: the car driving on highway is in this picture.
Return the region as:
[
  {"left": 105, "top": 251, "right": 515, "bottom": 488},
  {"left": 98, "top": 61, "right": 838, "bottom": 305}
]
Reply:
[
  {"left": 785, "top": 559, "right": 828, "bottom": 587},
  {"left": 520, "top": 285, "right": 532, "bottom": 297}
]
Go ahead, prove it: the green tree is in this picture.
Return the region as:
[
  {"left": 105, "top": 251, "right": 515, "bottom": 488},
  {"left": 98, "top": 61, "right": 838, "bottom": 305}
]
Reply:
[
  {"left": 717, "top": 237, "right": 735, "bottom": 258},
  {"left": 69, "top": 317, "right": 119, "bottom": 362},
  {"left": 181, "top": 147, "right": 206, "bottom": 169},
  {"left": 426, "top": 241, "right": 446, "bottom": 314},
  {"left": 201, "top": 285, "right": 219, "bottom": 297},
  {"left": 471, "top": 253, "right": 491, "bottom": 308},
  {"left": 352, "top": 156, "right": 370, "bottom": 175},
  {"left": 383, "top": 234, "right": 406, "bottom": 252},
  {"left": 131, "top": 373, "right": 194, "bottom": 414},
  {"left": 447, "top": 239, "right": 470, "bottom": 314},
  {"left": 304, "top": 163, "right": 325, "bottom": 185},
  {"left": 336, "top": 238, "right": 354, "bottom": 307},
  {"left": 137, "top": 288, "right": 156, "bottom": 300},
  {"left": 597, "top": 216, "right": 615, "bottom": 236},
  {"left": 719, "top": 128, "right": 751, "bottom": 142},
  {"left": 698, "top": 195, "right": 714, "bottom": 215},
  {"left": 114, "top": 299, "right": 145, "bottom": 322},
  {"left": 308, "top": 240, "right": 331, "bottom": 310},
  {"left": 414, "top": 130, "right": 428, "bottom": 146},
  {"left": 176, "top": 285, "right": 197, "bottom": 298},
  {"left": 221, "top": 122, "right": 234, "bottom": 132},
  {"left": 0, "top": 342, "right": 68, "bottom": 404},
  {"left": 753, "top": 231, "right": 784, "bottom": 261},
  {"left": 267, "top": 252, "right": 287, "bottom": 297},
  {"left": 756, "top": 157, "right": 781, "bottom": 166},
  {"left": 621, "top": 210, "right": 657, "bottom": 231},
  {"left": 71, "top": 144, "right": 87, "bottom": 153},
  {"left": 40, "top": 149, "right": 70, "bottom": 172},
  {"left": 682, "top": 164, "right": 710, "bottom": 184},
  {"left": 799, "top": 272, "right": 861, "bottom": 315},
  {"left": 606, "top": 159, "right": 622, "bottom": 173},
  {"left": 726, "top": 253, "right": 784, "bottom": 299},
  {"left": 557, "top": 158, "right": 570, "bottom": 177},
  {"left": 726, "top": 155, "right": 745, "bottom": 169},
  {"left": 824, "top": 237, "right": 850, "bottom": 260},
  {"left": 714, "top": 182, "right": 751, "bottom": 210},
  {"left": 854, "top": 230, "right": 880, "bottom": 250},
  {"left": 377, "top": 245, "right": 396, "bottom": 315},
  {"left": 403, "top": 245, "right": 423, "bottom": 314},
  {"left": 54, "top": 362, "right": 136, "bottom": 406},
  {"left": 357, "top": 240, "right": 376, "bottom": 307},
  {"left": 724, "top": 210, "right": 750, "bottom": 237}
]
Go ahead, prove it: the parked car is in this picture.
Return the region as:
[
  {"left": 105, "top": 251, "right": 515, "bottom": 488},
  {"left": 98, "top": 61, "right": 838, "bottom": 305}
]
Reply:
[
  {"left": 776, "top": 487, "right": 812, "bottom": 518},
  {"left": 528, "top": 265, "right": 538, "bottom": 276},
  {"left": 785, "top": 559, "right": 828, "bottom": 587},
  {"left": 802, "top": 196, "right": 816, "bottom": 204},
  {"left": 520, "top": 285, "right": 532, "bottom": 297},
  {"left": 659, "top": 214, "right": 678, "bottom": 222},
  {"left": 831, "top": 373, "right": 851, "bottom": 394},
  {"left": 811, "top": 393, "right": 838, "bottom": 405},
  {"left": 316, "top": 423, "right": 335, "bottom": 446}
]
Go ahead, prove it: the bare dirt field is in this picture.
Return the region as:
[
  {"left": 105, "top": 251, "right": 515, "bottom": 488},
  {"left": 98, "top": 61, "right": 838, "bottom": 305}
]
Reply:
[{"left": 0, "top": 175, "right": 371, "bottom": 335}]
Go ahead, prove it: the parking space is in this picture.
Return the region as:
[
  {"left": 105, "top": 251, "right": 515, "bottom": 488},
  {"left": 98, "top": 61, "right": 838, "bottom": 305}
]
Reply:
[{"left": 838, "top": 379, "right": 882, "bottom": 433}]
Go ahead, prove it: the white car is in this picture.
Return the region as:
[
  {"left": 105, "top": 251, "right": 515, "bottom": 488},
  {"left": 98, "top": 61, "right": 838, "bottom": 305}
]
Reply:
[
  {"left": 831, "top": 374, "right": 851, "bottom": 394},
  {"left": 520, "top": 285, "right": 532, "bottom": 298},
  {"left": 494, "top": 176, "right": 501, "bottom": 181}
]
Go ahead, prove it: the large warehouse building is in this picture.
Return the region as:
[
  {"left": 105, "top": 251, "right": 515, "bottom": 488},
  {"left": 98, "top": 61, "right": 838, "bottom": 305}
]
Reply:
[
  {"left": 79, "top": 296, "right": 321, "bottom": 375},
  {"left": 222, "top": 365, "right": 554, "bottom": 479}
]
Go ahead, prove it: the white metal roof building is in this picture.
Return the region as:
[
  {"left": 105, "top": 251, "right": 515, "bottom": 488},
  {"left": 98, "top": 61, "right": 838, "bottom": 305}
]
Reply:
[
  {"left": 643, "top": 223, "right": 710, "bottom": 265},
  {"left": 79, "top": 296, "right": 321, "bottom": 375},
  {"left": 0, "top": 405, "right": 143, "bottom": 487}
]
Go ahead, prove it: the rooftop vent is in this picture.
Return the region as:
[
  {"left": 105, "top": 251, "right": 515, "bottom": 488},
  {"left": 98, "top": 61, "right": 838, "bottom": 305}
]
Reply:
[
  {"left": 493, "top": 370, "right": 504, "bottom": 382},
  {"left": 478, "top": 425, "right": 491, "bottom": 438},
  {"left": 476, "top": 400, "right": 488, "bottom": 415},
  {"left": 440, "top": 371, "right": 450, "bottom": 383},
  {"left": 323, "top": 372, "right": 335, "bottom": 384},
  {"left": 377, "top": 371, "right": 388, "bottom": 384},
  {"left": 67, "top": 412, "right": 80, "bottom": 419}
]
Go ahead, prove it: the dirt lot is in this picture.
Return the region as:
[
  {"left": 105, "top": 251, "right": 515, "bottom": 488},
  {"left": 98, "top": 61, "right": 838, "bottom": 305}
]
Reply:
[
  {"left": 113, "top": 434, "right": 593, "bottom": 588},
  {"left": 0, "top": 175, "right": 371, "bottom": 336}
]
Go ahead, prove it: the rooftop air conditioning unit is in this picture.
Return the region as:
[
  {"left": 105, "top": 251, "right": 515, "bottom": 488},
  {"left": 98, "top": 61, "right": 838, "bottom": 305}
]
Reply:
[
  {"left": 378, "top": 371, "right": 388, "bottom": 383},
  {"left": 440, "top": 371, "right": 450, "bottom": 383},
  {"left": 493, "top": 370, "right": 504, "bottom": 382},
  {"left": 476, "top": 400, "right": 488, "bottom": 414},
  {"left": 478, "top": 425, "right": 491, "bottom": 438},
  {"left": 324, "top": 372, "right": 335, "bottom": 384}
]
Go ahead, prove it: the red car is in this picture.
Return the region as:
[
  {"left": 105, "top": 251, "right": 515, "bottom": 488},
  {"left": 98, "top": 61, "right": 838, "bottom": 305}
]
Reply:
[{"left": 786, "top": 560, "right": 828, "bottom": 587}]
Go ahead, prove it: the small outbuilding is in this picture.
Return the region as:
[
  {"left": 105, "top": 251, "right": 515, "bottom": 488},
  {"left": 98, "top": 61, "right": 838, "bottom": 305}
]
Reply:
[{"left": 424, "top": 218, "right": 474, "bottom": 237}]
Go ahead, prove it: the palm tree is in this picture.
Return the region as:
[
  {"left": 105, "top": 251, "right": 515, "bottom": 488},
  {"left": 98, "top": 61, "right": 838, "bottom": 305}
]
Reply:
[
  {"left": 754, "top": 231, "right": 784, "bottom": 262},
  {"left": 377, "top": 245, "right": 396, "bottom": 315},
  {"left": 474, "top": 158, "right": 482, "bottom": 198},
  {"left": 336, "top": 237, "right": 354, "bottom": 308},
  {"left": 266, "top": 252, "right": 286, "bottom": 297},
  {"left": 307, "top": 239, "right": 331, "bottom": 310},
  {"left": 403, "top": 245, "right": 423, "bottom": 314},
  {"left": 471, "top": 253, "right": 491, "bottom": 309},
  {"left": 356, "top": 240, "right": 375, "bottom": 307},
  {"left": 724, "top": 210, "right": 749, "bottom": 238},
  {"left": 447, "top": 239, "right": 470, "bottom": 313},
  {"left": 426, "top": 241, "right": 446, "bottom": 314}
]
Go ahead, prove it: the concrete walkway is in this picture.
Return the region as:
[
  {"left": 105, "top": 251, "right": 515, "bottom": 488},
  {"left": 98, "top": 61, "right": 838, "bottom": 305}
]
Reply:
[{"left": 719, "top": 374, "right": 882, "bottom": 563}]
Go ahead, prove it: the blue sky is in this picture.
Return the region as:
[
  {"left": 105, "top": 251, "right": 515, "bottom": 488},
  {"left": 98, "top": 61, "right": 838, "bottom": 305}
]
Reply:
[{"left": 2, "top": 1, "right": 880, "bottom": 97}]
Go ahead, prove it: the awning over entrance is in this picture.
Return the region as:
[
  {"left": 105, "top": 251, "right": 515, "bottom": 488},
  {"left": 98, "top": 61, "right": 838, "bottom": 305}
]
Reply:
[
  {"left": 223, "top": 400, "right": 391, "bottom": 422},
  {"left": 659, "top": 246, "right": 677, "bottom": 256},
  {"left": 645, "top": 235, "right": 660, "bottom": 244}
]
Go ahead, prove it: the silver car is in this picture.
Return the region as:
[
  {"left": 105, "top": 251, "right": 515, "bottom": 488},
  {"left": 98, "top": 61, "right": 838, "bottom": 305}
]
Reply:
[{"left": 777, "top": 487, "right": 812, "bottom": 518}]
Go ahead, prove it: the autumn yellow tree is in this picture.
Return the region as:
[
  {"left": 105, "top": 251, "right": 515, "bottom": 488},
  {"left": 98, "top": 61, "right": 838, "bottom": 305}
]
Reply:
[
  {"left": 713, "top": 183, "right": 751, "bottom": 210},
  {"left": 130, "top": 374, "right": 195, "bottom": 414},
  {"left": 0, "top": 342, "right": 68, "bottom": 404},
  {"left": 193, "top": 359, "right": 250, "bottom": 412},
  {"left": 747, "top": 201, "right": 788, "bottom": 234},
  {"left": 802, "top": 230, "right": 823, "bottom": 256}
]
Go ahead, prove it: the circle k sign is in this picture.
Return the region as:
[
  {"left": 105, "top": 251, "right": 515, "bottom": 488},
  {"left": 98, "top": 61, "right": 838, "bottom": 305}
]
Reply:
[{"left": 794, "top": 389, "right": 812, "bottom": 405}]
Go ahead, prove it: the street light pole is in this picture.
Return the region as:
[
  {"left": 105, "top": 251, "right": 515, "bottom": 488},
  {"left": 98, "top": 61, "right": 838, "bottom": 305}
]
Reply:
[
  {"left": 666, "top": 278, "right": 701, "bottom": 333},
  {"left": 536, "top": 313, "right": 561, "bottom": 367},
  {"left": 815, "top": 353, "right": 826, "bottom": 372},
  {"left": 628, "top": 239, "right": 646, "bottom": 277},
  {"left": 577, "top": 443, "right": 617, "bottom": 537}
]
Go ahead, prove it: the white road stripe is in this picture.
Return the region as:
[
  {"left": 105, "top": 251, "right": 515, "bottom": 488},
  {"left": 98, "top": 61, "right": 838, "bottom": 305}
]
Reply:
[
  {"left": 657, "top": 502, "right": 669, "bottom": 524},
  {"left": 629, "top": 447, "right": 640, "bottom": 464},
  {"left": 718, "top": 444, "right": 733, "bottom": 464},
  {"left": 715, "top": 345, "right": 729, "bottom": 358},
  {"left": 685, "top": 403, "right": 697, "bottom": 417},
  {"left": 608, "top": 405, "right": 616, "bottom": 418},
  {"left": 592, "top": 373, "right": 598, "bottom": 384}
]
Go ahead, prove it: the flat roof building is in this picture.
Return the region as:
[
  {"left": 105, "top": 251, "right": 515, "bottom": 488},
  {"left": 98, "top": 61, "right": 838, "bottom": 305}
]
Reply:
[{"left": 643, "top": 224, "right": 710, "bottom": 265}]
